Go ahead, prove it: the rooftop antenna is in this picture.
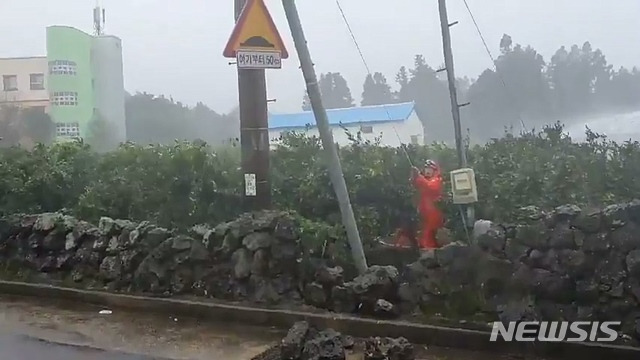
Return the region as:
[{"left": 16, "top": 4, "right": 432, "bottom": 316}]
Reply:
[{"left": 93, "top": 0, "right": 105, "bottom": 35}]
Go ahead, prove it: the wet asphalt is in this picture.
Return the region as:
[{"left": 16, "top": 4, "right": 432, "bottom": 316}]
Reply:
[
  {"left": 0, "top": 294, "right": 279, "bottom": 360},
  {"left": 0, "top": 333, "right": 159, "bottom": 360},
  {"left": 0, "top": 294, "right": 554, "bottom": 360}
]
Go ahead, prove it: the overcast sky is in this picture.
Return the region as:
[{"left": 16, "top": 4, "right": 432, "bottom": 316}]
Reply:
[{"left": 1, "top": 0, "right": 638, "bottom": 114}]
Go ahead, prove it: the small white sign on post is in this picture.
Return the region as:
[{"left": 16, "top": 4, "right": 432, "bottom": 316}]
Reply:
[
  {"left": 244, "top": 173, "right": 257, "bottom": 196},
  {"left": 236, "top": 49, "right": 282, "bottom": 69}
]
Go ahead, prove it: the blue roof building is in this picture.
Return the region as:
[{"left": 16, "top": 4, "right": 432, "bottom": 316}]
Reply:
[
  {"left": 268, "top": 102, "right": 416, "bottom": 129},
  {"left": 268, "top": 102, "right": 424, "bottom": 147}
]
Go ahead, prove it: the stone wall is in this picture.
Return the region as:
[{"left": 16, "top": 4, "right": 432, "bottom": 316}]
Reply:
[
  {"left": 1, "top": 202, "right": 640, "bottom": 343},
  {"left": 0, "top": 210, "right": 302, "bottom": 305},
  {"left": 396, "top": 202, "right": 640, "bottom": 341}
]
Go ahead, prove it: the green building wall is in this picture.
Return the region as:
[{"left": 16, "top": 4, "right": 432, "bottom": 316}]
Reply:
[{"left": 46, "top": 26, "right": 95, "bottom": 139}]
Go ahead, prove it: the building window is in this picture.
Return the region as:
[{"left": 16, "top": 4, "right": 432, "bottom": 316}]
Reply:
[
  {"left": 48, "top": 60, "right": 77, "bottom": 75},
  {"left": 410, "top": 135, "right": 420, "bottom": 145},
  {"left": 360, "top": 125, "right": 373, "bottom": 134},
  {"left": 2, "top": 75, "right": 17, "bottom": 91},
  {"left": 56, "top": 122, "right": 80, "bottom": 137},
  {"left": 30, "top": 73, "right": 45, "bottom": 90},
  {"left": 50, "top": 91, "right": 78, "bottom": 106}
]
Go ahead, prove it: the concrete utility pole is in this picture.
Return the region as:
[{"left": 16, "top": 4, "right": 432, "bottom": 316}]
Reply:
[
  {"left": 438, "top": 0, "right": 475, "bottom": 226},
  {"left": 438, "top": 0, "right": 467, "bottom": 168},
  {"left": 281, "top": 0, "right": 368, "bottom": 275},
  {"left": 234, "top": 0, "right": 271, "bottom": 211}
]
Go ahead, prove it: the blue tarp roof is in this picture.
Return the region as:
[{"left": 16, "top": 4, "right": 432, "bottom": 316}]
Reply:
[{"left": 268, "top": 101, "right": 415, "bottom": 130}]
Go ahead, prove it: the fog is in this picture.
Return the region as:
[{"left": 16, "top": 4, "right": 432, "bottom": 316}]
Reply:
[
  {"left": 567, "top": 110, "right": 640, "bottom": 143},
  {"left": 2, "top": 0, "right": 640, "bottom": 143}
]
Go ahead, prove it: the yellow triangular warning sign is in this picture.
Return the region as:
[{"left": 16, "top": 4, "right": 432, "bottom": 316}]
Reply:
[{"left": 223, "top": 0, "right": 288, "bottom": 59}]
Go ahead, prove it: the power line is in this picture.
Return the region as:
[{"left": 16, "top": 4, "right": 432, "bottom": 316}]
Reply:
[
  {"left": 461, "top": 0, "right": 495, "bottom": 65},
  {"left": 335, "top": 0, "right": 373, "bottom": 75},
  {"left": 461, "top": 0, "right": 527, "bottom": 130},
  {"left": 335, "top": 0, "right": 414, "bottom": 164}
]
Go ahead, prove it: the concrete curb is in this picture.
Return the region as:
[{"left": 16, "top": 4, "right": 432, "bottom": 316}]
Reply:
[{"left": 0, "top": 280, "right": 638, "bottom": 359}]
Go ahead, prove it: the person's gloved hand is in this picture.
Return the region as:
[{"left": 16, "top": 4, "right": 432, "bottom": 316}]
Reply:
[{"left": 409, "top": 166, "right": 419, "bottom": 182}]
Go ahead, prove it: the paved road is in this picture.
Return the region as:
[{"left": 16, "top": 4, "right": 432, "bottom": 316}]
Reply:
[
  {"left": 0, "top": 294, "right": 280, "bottom": 360},
  {"left": 0, "top": 333, "right": 158, "bottom": 360},
  {"left": 0, "top": 294, "right": 549, "bottom": 360}
]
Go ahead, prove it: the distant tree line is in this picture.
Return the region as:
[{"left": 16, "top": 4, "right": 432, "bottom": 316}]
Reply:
[
  {"left": 301, "top": 34, "right": 640, "bottom": 143},
  {"left": 0, "top": 92, "right": 239, "bottom": 150},
  {"left": 3, "top": 34, "right": 638, "bottom": 148},
  {"left": 124, "top": 92, "right": 239, "bottom": 146}
]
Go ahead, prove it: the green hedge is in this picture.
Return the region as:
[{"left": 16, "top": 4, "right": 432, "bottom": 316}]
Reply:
[{"left": 1, "top": 124, "right": 639, "bottom": 244}]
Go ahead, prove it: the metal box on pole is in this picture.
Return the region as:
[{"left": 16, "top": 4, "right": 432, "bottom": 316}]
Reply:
[{"left": 450, "top": 168, "right": 478, "bottom": 204}]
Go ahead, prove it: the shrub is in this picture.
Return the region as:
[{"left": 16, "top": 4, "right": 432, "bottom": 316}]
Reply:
[{"left": 0, "top": 123, "right": 639, "bottom": 244}]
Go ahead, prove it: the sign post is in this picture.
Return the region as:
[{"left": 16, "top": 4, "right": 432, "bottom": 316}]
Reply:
[{"left": 224, "top": 0, "right": 288, "bottom": 211}]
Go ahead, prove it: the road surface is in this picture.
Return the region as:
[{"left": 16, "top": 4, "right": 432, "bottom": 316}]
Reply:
[
  {"left": 0, "top": 294, "right": 281, "bottom": 359},
  {"left": 0, "top": 294, "right": 548, "bottom": 360},
  {"left": 0, "top": 333, "right": 159, "bottom": 360}
]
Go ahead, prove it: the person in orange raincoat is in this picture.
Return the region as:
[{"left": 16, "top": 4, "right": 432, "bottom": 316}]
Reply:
[{"left": 411, "top": 160, "right": 444, "bottom": 250}]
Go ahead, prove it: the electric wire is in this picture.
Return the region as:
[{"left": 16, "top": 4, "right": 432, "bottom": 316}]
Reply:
[
  {"left": 460, "top": 0, "right": 527, "bottom": 130},
  {"left": 335, "top": 0, "right": 414, "bottom": 167}
]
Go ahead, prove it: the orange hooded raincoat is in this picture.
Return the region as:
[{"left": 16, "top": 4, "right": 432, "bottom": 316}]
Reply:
[{"left": 412, "top": 161, "right": 444, "bottom": 249}]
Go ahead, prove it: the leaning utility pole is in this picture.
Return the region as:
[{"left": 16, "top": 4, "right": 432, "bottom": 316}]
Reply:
[
  {"left": 281, "top": 0, "right": 368, "bottom": 274},
  {"left": 438, "top": 0, "right": 467, "bottom": 168},
  {"left": 234, "top": 0, "right": 271, "bottom": 211},
  {"left": 438, "top": 0, "right": 475, "bottom": 226}
]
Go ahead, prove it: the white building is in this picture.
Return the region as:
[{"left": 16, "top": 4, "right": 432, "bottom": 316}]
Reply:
[
  {"left": 91, "top": 34, "right": 127, "bottom": 143},
  {"left": 268, "top": 102, "right": 424, "bottom": 147}
]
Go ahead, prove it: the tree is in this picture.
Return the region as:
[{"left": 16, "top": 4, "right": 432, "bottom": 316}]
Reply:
[
  {"left": 322, "top": 72, "right": 355, "bottom": 109},
  {"left": 466, "top": 35, "right": 552, "bottom": 141},
  {"left": 125, "top": 92, "right": 190, "bottom": 144},
  {"left": 499, "top": 34, "right": 513, "bottom": 53},
  {"left": 300, "top": 72, "right": 355, "bottom": 110},
  {"left": 395, "top": 66, "right": 411, "bottom": 102},
  {"left": 0, "top": 105, "right": 56, "bottom": 147},
  {"left": 188, "top": 102, "right": 239, "bottom": 145},
  {"left": 465, "top": 69, "right": 509, "bottom": 140},
  {"left": 86, "top": 112, "right": 119, "bottom": 153},
  {"left": 456, "top": 76, "right": 472, "bottom": 95},
  {"left": 395, "top": 55, "right": 451, "bottom": 143},
  {"left": 0, "top": 106, "right": 22, "bottom": 147},
  {"left": 361, "top": 72, "right": 394, "bottom": 106},
  {"left": 302, "top": 91, "right": 311, "bottom": 111},
  {"left": 602, "top": 66, "right": 640, "bottom": 110},
  {"left": 21, "top": 107, "right": 55, "bottom": 144},
  {"left": 547, "top": 42, "right": 612, "bottom": 115}
]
